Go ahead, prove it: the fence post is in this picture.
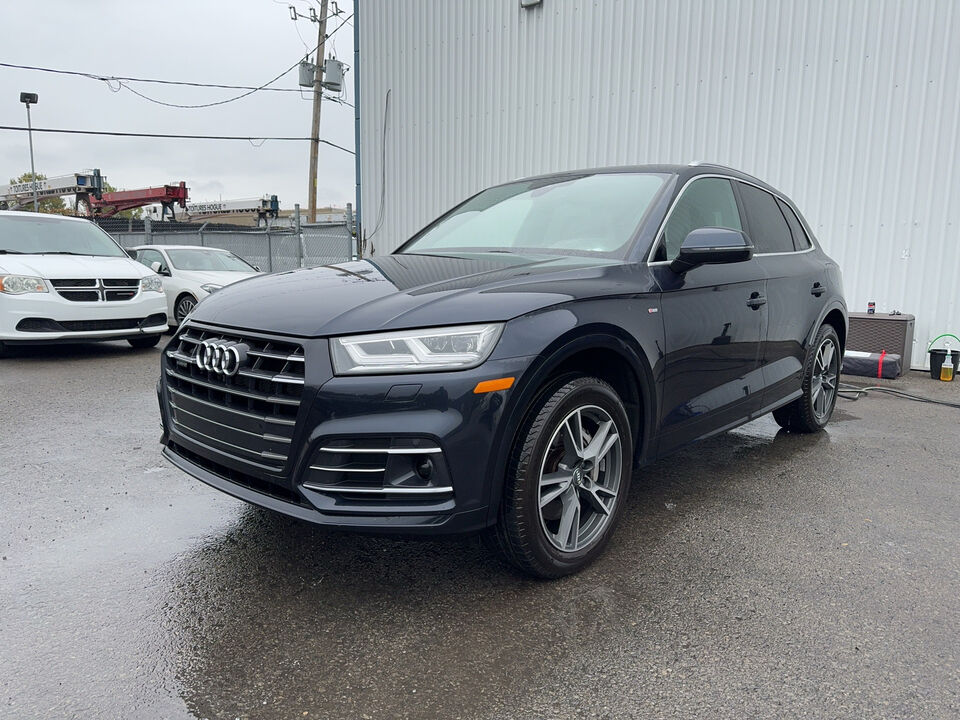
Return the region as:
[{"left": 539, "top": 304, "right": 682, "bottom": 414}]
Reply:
[
  {"left": 346, "top": 203, "right": 356, "bottom": 260},
  {"left": 267, "top": 232, "right": 274, "bottom": 272},
  {"left": 295, "top": 203, "right": 304, "bottom": 268},
  {"left": 144, "top": 216, "right": 152, "bottom": 244},
  {"left": 198, "top": 222, "right": 208, "bottom": 247}
]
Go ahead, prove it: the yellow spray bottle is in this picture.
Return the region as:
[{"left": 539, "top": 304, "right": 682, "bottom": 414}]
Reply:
[{"left": 941, "top": 344, "right": 955, "bottom": 382}]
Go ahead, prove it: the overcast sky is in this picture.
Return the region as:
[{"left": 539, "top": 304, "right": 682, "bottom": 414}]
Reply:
[{"left": 0, "top": 0, "right": 355, "bottom": 210}]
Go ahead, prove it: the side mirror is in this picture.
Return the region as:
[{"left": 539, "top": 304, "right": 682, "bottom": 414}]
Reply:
[
  {"left": 150, "top": 261, "right": 170, "bottom": 276},
  {"left": 669, "top": 228, "right": 754, "bottom": 274}
]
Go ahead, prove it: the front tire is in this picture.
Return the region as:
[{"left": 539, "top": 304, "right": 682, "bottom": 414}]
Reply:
[
  {"left": 488, "top": 375, "right": 633, "bottom": 578},
  {"left": 773, "top": 324, "right": 841, "bottom": 433},
  {"left": 128, "top": 334, "right": 162, "bottom": 349},
  {"left": 174, "top": 294, "right": 197, "bottom": 325}
]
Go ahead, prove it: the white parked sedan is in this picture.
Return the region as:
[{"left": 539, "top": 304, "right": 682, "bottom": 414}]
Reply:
[{"left": 129, "top": 245, "right": 261, "bottom": 326}]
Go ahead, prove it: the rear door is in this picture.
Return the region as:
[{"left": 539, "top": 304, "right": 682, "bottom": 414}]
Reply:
[
  {"left": 651, "top": 177, "right": 768, "bottom": 455},
  {"left": 734, "top": 182, "right": 827, "bottom": 410}
]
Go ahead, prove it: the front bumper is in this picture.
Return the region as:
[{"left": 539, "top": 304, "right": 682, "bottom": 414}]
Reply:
[
  {"left": 158, "top": 325, "right": 536, "bottom": 535},
  {"left": 0, "top": 290, "right": 168, "bottom": 343}
]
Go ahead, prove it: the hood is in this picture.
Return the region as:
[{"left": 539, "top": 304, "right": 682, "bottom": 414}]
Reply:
[
  {"left": 189, "top": 252, "right": 645, "bottom": 337},
  {"left": 0, "top": 254, "right": 152, "bottom": 279},
  {"left": 178, "top": 270, "right": 259, "bottom": 287}
]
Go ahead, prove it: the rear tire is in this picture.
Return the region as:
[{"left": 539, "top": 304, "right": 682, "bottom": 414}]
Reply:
[
  {"left": 128, "top": 334, "right": 162, "bottom": 349},
  {"left": 773, "top": 324, "right": 840, "bottom": 433},
  {"left": 0, "top": 341, "right": 8, "bottom": 358},
  {"left": 487, "top": 375, "right": 633, "bottom": 578}
]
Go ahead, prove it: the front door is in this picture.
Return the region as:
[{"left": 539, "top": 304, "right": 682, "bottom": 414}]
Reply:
[{"left": 650, "top": 177, "right": 768, "bottom": 455}]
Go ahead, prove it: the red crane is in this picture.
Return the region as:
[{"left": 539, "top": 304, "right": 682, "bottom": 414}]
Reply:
[{"left": 77, "top": 181, "right": 189, "bottom": 219}]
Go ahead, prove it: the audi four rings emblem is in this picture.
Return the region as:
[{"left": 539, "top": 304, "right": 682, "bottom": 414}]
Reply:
[{"left": 196, "top": 341, "right": 250, "bottom": 376}]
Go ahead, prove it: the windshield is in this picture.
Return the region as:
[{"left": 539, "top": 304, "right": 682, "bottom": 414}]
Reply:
[
  {"left": 398, "top": 172, "right": 668, "bottom": 258},
  {"left": 167, "top": 248, "right": 256, "bottom": 272},
  {"left": 0, "top": 215, "right": 126, "bottom": 257}
]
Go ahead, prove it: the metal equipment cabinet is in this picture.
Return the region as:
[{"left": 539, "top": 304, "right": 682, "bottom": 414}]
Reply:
[{"left": 846, "top": 313, "right": 916, "bottom": 375}]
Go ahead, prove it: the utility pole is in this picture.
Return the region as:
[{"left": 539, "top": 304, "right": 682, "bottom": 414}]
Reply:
[
  {"left": 19, "top": 92, "right": 39, "bottom": 212},
  {"left": 307, "top": 0, "right": 329, "bottom": 224}
]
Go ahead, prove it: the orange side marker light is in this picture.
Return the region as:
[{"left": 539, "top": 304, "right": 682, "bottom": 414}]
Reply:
[{"left": 473, "top": 377, "right": 515, "bottom": 394}]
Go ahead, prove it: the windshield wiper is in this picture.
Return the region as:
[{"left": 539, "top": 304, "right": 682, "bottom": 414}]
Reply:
[
  {"left": 0, "top": 249, "right": 25, "bottom": 254},
  {"left": 36, "top": 251, "right": 93, "bottom": 256}
]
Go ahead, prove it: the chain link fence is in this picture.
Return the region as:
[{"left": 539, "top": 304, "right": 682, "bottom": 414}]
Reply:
[{"left": 100, "top": 219, "right": 355, "bottom": 271}]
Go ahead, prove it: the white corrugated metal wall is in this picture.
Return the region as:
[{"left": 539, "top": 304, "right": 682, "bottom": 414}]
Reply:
[{"left": 359, "top": 0, "right": 960, "bottom": 369}]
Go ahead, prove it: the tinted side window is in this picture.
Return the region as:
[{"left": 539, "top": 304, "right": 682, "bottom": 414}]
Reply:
[
  {"left": 659, "top": 178, "right": 742, "bottom": 261},
  {"left": 137, "top": 249, "right": 165, "bottom": 271},
  {"left": 776, "top": 198, "right": 812, "bottom": 250},
  {"left": 736, "top": 183, "right": 794, "bottom": 254}
]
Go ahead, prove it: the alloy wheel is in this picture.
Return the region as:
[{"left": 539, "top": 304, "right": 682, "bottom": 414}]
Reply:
[
  {"left": 811, "top": 337, "right": 838, "bottom": 420},
  {"left": 175, "top": 296, "right": 196, "bottom": 325},
  {"left": 537, "top": 404, "right": 623, "bottom": 553}
]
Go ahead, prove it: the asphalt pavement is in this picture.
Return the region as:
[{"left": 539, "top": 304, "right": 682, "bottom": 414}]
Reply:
[{"left": 2, "top": 341, "right": 958, "bottom": 719}]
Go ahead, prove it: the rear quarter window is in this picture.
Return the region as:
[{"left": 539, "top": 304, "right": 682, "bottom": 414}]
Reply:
[
  {"left": 776, "top": 198, "right": 813, "bottom": 250},
  {"left": 736, "top": 183, "right": 795, "bottom": 254}
]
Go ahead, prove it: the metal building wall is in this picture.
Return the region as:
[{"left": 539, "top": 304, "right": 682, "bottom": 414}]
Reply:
[{"left": 359, "top": 0, "right": 960, "bottom": 368}]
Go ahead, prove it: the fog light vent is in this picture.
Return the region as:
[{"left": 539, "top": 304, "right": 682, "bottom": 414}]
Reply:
[
  {"left": 415, "top": 456, "right": 434, "bottom": 480},
  {"left": 302, "top": 438, "right": 453, "bottom": 497}
]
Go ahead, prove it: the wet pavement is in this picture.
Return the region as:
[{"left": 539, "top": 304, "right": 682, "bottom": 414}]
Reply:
[{"left": 2, "top": 341, "right": 959, "bottom": 719}]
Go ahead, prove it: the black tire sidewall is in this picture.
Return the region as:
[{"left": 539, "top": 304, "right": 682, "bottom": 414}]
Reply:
[
  {"left": 175, "top": 295, "right": 196, "bottom": 324},
  {"left": 129, "top": 334, "right": 161, "bottom": 349},
  {"left": 509, "top": 377, "right": 633, "bottom": 575},
  {"left": 801, "top": 325, "right": 841, "bottom": 429}
]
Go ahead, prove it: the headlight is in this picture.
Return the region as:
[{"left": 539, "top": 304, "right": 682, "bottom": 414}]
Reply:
[
  {"left": 0, "top": 275, "right": 47, "bottom": 294},
  {"left": 140, "top": 275, "right": 164, "bottom": 293},
  {"left": 331, "top": 323, "right": 504, "bottom": 375},
  {"left": 200, "top": 284, "right": 223, "bottom": 294}
]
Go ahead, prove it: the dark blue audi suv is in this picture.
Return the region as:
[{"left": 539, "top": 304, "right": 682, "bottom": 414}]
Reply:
[{"left": 158, "top": 164, "right": 846, "bottom": 577}]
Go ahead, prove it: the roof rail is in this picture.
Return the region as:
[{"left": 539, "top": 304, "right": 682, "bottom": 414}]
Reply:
[
  {"left": 688, "top": 160, "right": 739, "bottom": 171},
  {"left": 687, "top": 161, "right": 766, "bottom": 184}
]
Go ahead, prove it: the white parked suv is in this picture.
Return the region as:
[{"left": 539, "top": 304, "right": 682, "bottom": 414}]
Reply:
[
  {"left": 129, "top": 245, "right": 261, "bottom": 326},
  {"left": 0, "top": 211, "right": 167, "bottom": 357}
]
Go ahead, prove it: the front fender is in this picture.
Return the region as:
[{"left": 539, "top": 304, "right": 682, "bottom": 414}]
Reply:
[{"left": 483, "top": 299, "right": 664, "bottom": 522}]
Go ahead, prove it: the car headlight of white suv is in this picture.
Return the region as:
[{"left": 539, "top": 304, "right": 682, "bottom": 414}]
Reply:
[
  {"left": 0, "top": 275, "right": 48, "bottom": 294},
  {"left": 140, "top": 275, "right": 164, "bottom": 293}
]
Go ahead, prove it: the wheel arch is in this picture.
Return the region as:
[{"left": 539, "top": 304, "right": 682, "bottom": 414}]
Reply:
[
  {"left": 485, "top": 323, "right": 658, "bottom": 522},
  {"left": 822, "top": 308, "right": 847, "bottom": 353},
  {"left": 809, "top": 300, "right": 848, "bottom": 353}
]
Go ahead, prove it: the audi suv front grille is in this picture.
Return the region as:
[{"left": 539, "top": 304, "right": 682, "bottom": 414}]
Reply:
[
  {"left": 49, "top": 278, "right": 140, "bottom": 302},
  {"left": 163, "top": 325, "right": 305, "bottom": 475}
]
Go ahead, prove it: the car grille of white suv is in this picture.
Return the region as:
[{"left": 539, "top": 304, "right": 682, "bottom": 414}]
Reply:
[{"left": 49, "top": 278, "right": 140, "bottom": 302}]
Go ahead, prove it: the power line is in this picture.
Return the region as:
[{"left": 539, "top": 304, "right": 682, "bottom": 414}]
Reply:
[
  {"left": 1, "top": 14, "right": 352, "bottom": 110},
  {"left": 0, "top": 125, "right": 355, "bottom": 154},
  {"left": 0, "top": 62, "right": 306, "bottom": 93},
  {"left": 101, "top": 51, "right": 316, "bottom": 109}
]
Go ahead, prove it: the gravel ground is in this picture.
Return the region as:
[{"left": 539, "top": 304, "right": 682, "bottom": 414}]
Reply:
[{"left": 1, "top": 341, "right": 958, "bottom": 719}]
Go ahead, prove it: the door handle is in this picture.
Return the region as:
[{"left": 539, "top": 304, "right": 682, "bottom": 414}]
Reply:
[
  {"left": 746, "top": 291, "right": 766, "bottom": 309},
  {"left": 811, "top": 282, "right": 825, "bottom": 297}
]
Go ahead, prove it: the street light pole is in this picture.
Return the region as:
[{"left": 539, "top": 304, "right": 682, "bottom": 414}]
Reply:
[{"left": 19, "top": 92, "right": 39, "bottom": 212}]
